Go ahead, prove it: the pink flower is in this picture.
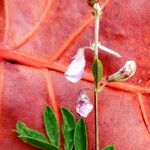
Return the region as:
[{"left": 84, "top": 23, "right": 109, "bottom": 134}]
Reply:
[
  {"left": 76, "top": 90, "right": 93, "bottom": 118},
  {"left": 65, "top": 48, "right": 86, "bottom": 83}
]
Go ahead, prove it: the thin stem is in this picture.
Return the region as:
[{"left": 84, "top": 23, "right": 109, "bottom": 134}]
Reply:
[
  {"left": 93, "top": 3, "right": 102, "bottom": 150},
  {"left": 95, "top": 81, "right": 107, "bottom": 150},
  {"left": 94, "top": 89, "right": 99, "bottom": 150},
  {"left": 94, "top": 15, "right": 100, "bottom": 59}
]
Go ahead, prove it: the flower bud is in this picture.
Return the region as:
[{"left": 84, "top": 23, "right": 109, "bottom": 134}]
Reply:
[
  {"left": 65, "top": 48, "right": 86, "bottom": 83},
  {"left": 107, "top": 60, "right": 136, "bottom": 82},
  {"left": 76, "top": 90, "right": 93, "bottom": 118}
]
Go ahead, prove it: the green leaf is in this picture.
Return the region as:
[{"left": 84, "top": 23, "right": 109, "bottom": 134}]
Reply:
[
  {"left": 102, "top": 145, "right": 115, "bottom": 150},
  {"left": 74, "top": 119, "right": 87, "bottom": 150},
  {"left": 61, "top": 107, "right": 76, "bottom": 150},
  {"left": 92, "top": 59, "right": 103, "bottom": 87},
  {"left": 16, "top": 121, "right": 49, "bottom": 142},
  {"left": 19, "top": 136, "right": 59, "bottom": 150},
  {"left": 44, "top": 106, "right": 60, "bottom": 147},
  {"left": 15, "top": 121, "right": 58, "bottom": 150}
]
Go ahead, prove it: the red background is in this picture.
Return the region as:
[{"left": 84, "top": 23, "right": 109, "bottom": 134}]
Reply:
[{"left": 0, "top": 0, "right": 150, "bottom": 149}]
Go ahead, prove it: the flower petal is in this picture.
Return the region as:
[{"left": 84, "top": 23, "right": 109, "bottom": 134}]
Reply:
[
  {"left": 65, "top": 70, "right": 84, "bottom": 83},
  {"left": 107, "top": 60, "right": 136, "bottom": 82},
  {"left": 65, "top": 48, "right": 86, "bottom": 83},
  {"left": 76, "top": 90, "right": 93, "bottom": 118},
  {"left": 76, "top": 98, "right": 93, "bottom": 118}
]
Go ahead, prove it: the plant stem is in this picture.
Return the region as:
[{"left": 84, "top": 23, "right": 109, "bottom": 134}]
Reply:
[
  {"left": 93, "top": 3, "right": 101, "bottom": 150},
  {"left": 94, "top": 89, "right": 99, "bottom": 150},
  {"left": 94, "top": 15, "right": 100, "bottom": 59}
]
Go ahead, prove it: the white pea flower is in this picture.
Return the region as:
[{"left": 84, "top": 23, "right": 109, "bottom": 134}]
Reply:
[
  {"left": 107, "top": 60, "right": 136, "bottom": 82},
  {"left": 76, "top": 90, "right": 93, "bottom": 118},
  {"left": 65, "top": 48, "right": 86, "bottom": 83}
]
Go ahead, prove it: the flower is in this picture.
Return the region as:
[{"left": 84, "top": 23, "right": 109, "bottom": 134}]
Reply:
[
  {"left": 65, "top": 48, "right": 86, "bottom": 83},
  {"left": 76, "top": 90, "right": 93, "bottom": 118},
  {"left": 107, "top": 60, "right": 136, "bottom": 82}
]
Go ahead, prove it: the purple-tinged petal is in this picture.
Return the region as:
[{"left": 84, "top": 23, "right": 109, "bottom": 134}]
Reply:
[
  {"left": 65, "top": 70, "right": 84, "bottom": 83},
  {"left": 107, "top": 60, "right": 136, "bottom": 82},
  {"left": 65, "top": 48, "right": 86, "bottom": 83},
  {"left": 76, "top": 90, "right": 93, "bottom": 118}
]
